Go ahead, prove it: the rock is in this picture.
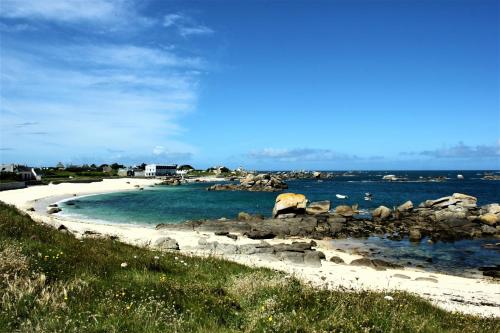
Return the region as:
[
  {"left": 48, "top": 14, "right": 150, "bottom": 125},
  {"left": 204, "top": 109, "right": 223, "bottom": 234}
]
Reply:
[
  {"left": 408, "top": 228, "right": 422, "bottom": 242},
  {"left": 480, "top": 213, "right": 498, "bottom": 226},
  {"left": 329, "top": 256, "right": 345, "bottom": 264},
  {"left": 372, "top": 206, "right": 391, "bottom": 220},
  {"left": 278, "top": 251, "right": 304, "bottom": 264},
  {"left": 47, "top": 207, "right": 62, "bottom": 214},
  {"left": 272, "top": 193, "right": 308, "bottom": 218},
  {"left": 48, "top": 204, "right": 58, "bottom": 207},
  {"left": 335, "top": 205, "right": 356, "bottom": 217},
  {"left": 237, "top": 212, "right": 252, "bottom": 221},
  {"left": 482, "top": 203, "right": 500, "bottom": 215},
  {"left": 350, "top": 258, "right": 402, "bottom": 270},
  {"left": 382, "top": 175, "right": 399, "bottom": 181},
  {"left": 306, "top": 201, "right": 330, "bottom": 215},
  {"left": 397, "top": 201, "right": 413, "bottom": 212},
  {"left": 153, "top": 237, "right": 179, "bottom": 250},
  {"left": 303, "top": 251, "right": 322, "bottom": 267},
  {"left": 244, "top": 230, "right": 276, "bottom": 239},
  {"left": 313, "top": 171, "right": 321, "bottom": 178},
  {"left": 215, "top": 231, "right": 229, "bottom": 236},
  {"left": 27, "top": 207, "right": 35, "bottom": 212},
  {"left": 226, "top": 233, "right": 238, "bottom": 240},
  {"left": 216, "top": 243, "right": 238, "bottom": 255},
  {"left": 393, "top": 274, "right": 411, "bottom": 279},
  {"left": 483, "top": 270, "right": 500, "bottom": 279},
  {"left": 415, "top": 277, "right": 438, "bottom": 283},
  {"left": 452, "top": 193, "right": 477, "bottom": 204},
  {"left": 57, "top": 224, "right": 68, "bottom": 231},
  {"left": 481, "top": 225, "right": 497, "bottom": 235}
]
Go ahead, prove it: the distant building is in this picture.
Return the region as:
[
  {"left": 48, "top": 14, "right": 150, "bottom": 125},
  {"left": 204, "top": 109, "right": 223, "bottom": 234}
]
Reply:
[
  {"left": 102, "top": 165, "right": 113, "bottom": 173},
  {"left": 0, "top": 164, "right": 15, "bottom": 173},
  {"left": 1, "top": 164, "right": 41, "bottom": 181},
  {"left": 145, "top": 164, "right": 177, "bottom": 177},
  {"left": 56, "top": 162, "right": 65, "bottom": 170}
]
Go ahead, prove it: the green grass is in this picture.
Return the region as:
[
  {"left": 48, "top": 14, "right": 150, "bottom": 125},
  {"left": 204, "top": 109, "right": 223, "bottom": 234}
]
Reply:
[{"left": 0, "top": 202, "right": 498, "bottom": 332}]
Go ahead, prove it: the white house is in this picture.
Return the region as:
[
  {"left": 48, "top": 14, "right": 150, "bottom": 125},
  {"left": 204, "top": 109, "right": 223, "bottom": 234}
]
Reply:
[{"left": 145, "top": 164, "right": 177, "bottom": 177}]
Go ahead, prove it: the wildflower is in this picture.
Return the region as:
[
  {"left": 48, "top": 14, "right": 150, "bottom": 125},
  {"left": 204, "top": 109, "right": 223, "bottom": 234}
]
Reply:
[
  {"left": 154, "top": 256, "right": 159, "bottom": 260},
  {"left": 268, "top": 315, "right": 273, "bottom": 322},
  {"left": 384, "top": 295, "right": 394, "bottom": 301},
  {"left": 121, "top": 262, "right": 128, "bottom": 268},
  {"left": 174, "top": 256, "right": 178, "bottom": 260},
  {"left": 133, "top": 255, "right": 137, "bottom": 259}
]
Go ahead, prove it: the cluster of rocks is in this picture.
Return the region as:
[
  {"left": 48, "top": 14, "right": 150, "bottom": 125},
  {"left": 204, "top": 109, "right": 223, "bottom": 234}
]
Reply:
[
  {"left": 158, "top": 192, "right": 499, "bottom": 243},
  {"left": 207, "top": 173, "right": 288, "bottom": 192},
  {"left": 196, "top": 239, "right": 325, "bottom": 267},
  {"left": 160, "top": 177, "right": 182, "bottom": 186},
  {"left": 275, "top": 171, "right": 335, "bottom": 180}
]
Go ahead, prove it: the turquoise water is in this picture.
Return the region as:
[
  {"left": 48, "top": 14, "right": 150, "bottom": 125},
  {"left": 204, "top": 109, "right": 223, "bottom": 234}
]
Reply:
[
  {"left": 60, "top": 171, "right": 499, "bottom": 225},
  {"left": 59, "top": 170, "right": 499, "bottom": 275}
]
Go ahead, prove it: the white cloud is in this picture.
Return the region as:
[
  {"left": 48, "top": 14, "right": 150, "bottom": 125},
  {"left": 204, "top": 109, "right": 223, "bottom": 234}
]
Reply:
[
  {"left": 163, "top": 12, "right": 214, "bottom": 37},
  {"left": 401, "top": 141, "right": 500, "bottom": 159},
  {"left": 249, "top": 148, "right": 359, "bottom": 162},
  {"left": 0, "top": 0, "right": 126, "bottom": 22}
]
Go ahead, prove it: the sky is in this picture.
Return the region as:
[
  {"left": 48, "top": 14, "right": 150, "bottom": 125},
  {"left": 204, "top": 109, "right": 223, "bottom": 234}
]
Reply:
[{"left": 0, "top": 0, "right": 498, "bottom": 170}]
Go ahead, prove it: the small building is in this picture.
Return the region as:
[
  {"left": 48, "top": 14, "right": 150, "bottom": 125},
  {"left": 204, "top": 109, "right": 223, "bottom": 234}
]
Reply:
[
  {"left": 145, "top": 164, "right": 177, "bottom": 177},
  {"left": 102, "top": 165, "right": 113, "bottom": 173}
]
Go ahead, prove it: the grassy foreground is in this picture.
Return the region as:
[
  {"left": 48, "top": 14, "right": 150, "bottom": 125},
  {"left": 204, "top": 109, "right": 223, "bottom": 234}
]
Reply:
[{"left": 0, "top": 203, "right": 498, "bottom": 333}]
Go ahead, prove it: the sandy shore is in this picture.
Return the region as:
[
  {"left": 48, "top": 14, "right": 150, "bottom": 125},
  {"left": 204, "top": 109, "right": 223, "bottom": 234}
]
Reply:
[{"left": 0, "top": 178, "right": 498, "bottom": 318}]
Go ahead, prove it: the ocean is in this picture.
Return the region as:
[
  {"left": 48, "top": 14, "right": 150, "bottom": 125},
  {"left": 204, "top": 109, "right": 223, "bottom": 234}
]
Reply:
[{"left": 59, "top": 170, "right": 499, "bottom": 276}]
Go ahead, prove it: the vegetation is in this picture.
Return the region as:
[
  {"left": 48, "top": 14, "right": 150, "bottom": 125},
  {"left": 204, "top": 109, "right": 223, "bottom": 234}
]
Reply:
[{"left": 0, "top": 203, "right": 498, "bottom": 332}]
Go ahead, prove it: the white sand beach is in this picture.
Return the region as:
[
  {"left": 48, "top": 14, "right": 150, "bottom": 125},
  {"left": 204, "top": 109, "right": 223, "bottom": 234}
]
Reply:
[{"left": 0, "top": 178, "right": 498, "bottom": 318}]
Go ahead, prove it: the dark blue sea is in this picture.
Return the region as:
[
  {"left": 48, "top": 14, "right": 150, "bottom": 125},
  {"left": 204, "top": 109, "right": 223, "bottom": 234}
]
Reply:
[{"left": 60, "top": 170, "right": 499, "bottom": 276}]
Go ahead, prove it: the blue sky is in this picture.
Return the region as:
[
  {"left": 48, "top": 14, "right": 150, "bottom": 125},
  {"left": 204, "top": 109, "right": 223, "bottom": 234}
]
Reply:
[{"left": 0, "top": 0, "right": 498, "bottom": 170}]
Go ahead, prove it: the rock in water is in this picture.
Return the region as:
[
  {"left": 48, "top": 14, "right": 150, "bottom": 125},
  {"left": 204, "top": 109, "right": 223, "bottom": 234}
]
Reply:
[
  {"left": 397, "top": 200, "right": 413, "bottom": 212},
  {"left": 409, "top": 228, "right": 422, "bottom": 242},
  {"left": 372, "top": 206, "right": 392, "bottom": 220},
  {"left": 272, "top": 193, "right": 308, "bottom": 218},
  {"left": 306, "top": 200, "right": 330, "bottom": 215},
  {"left": 335, "top": 205, "right": 357, "bottom": 217}
]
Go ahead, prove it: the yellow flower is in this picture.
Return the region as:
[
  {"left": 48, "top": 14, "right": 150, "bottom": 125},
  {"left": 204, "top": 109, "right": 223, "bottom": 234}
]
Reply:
[{"left": 268, "top": 316, "right": 273, "bottom": 322}]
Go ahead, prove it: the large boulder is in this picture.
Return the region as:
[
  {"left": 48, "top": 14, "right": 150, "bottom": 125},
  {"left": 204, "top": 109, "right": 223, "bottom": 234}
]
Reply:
[
  {"left": 153, "top": 237, "right": 179, "bottom": 250},
  {"left": 372, "top": 206, "right": 392, "bottom": 220},
  {"left": 481, "top": 204, "right": 500, "bottom": 215},
  {"left": 397, "top": 200, "right": 413, "bottom": 212},
  {"left": 306, "top": 201, "right": 330, "bottom": 215},
  {"left": 408, "top": 228, "right": 422, "bottom": 242},
  {"left": 480, "top": 213, "right": 498, "bottom": 226},
  {"left": 272, "top": 193, "right": 308, "bottom": 218},
  {"left": 313, "top": 171, "right": 321, "bottom": 178},
  {"left": 335, "top": 205, "right": 357, "bottom": 217}
]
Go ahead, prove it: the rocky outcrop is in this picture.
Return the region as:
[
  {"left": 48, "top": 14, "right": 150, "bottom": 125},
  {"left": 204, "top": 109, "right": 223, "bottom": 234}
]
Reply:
[
  {"left": 272, "top": 193, "right": 308, "bottom": 218},
  {"left": 195, "top": 239, "right": 324, "bottom": 267},
  {"left": 208, "top": 173, "right": 288, "bottom": 192},
  {"left": 157, "top": 193, "right": 499, "bottom": 243},
  {"left": 161, "top": 178, "right": 181, "bottom": 186}
]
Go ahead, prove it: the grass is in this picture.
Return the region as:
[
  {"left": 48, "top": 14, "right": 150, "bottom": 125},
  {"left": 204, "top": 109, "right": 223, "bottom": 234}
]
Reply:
[{"left": 0, "top": 202, "right": 498, "bottom": 332}]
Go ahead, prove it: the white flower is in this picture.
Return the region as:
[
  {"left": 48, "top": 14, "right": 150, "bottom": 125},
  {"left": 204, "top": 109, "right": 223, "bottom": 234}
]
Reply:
[
  {"left": 133, "top": 255, "right": 137, "bottom": 259},
  {"left": 384, "top": 295, "right": 394, "bottom": 301},
  {"left": 154, "top": 256, "right": 159, "bottom": 260},
  {"left": 174, "top": 257, "right": 178, "bottom": 260},
  {"left": 120, "top": 262, "right": 128, "bottom": 268}
]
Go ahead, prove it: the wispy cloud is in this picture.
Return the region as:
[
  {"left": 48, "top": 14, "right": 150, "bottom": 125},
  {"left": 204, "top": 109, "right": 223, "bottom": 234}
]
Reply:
[
  {"left": 249, "top": 148, "right": 360, "bottom": 162},
  {"left": 2, "top": 0, "right": 129, "bottom": 23},
  {"left": 401, "top": 141, "right": 500, "bottom": 159},
  {"left": 164, "top": 13, "right": 214, "bottom": 37},
  {"left": 0, "top": 1, "right": 211, "bottom": 164}
]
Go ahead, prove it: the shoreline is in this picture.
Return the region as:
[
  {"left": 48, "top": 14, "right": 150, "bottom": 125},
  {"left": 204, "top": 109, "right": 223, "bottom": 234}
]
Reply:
[{"left": 0, "top": 178, "right": 498, "bottom": 318}]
